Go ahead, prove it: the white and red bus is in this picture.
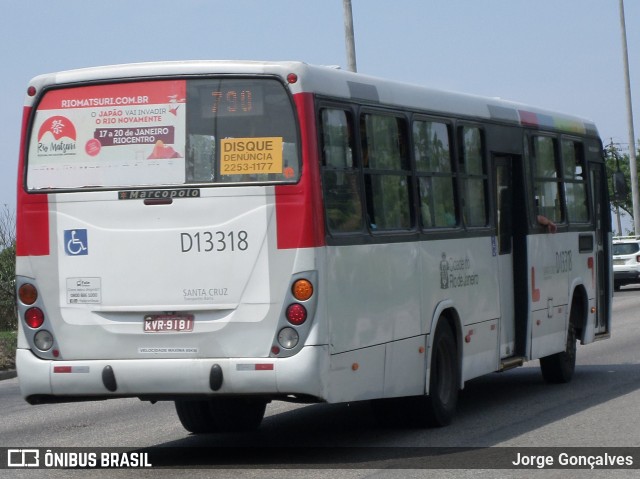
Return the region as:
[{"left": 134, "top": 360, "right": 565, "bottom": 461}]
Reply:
[{"left": 15, "top": 61, "right": 612, "bottom": 431}]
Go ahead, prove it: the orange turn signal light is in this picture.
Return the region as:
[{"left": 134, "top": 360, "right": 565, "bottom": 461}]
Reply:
[
  {"left": 292, "top": 279, "right": 313, "bottom": 301},
  {"left": 19, "top": 283, "right": 38, "bottom": 305}
]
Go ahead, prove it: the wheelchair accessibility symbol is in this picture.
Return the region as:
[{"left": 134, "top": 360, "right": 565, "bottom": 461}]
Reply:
[{"left": 64, "top": 229, "right": 88, "bottom": 256}]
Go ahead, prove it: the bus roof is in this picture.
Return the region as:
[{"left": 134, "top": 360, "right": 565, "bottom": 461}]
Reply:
[{"left": 26, "top": 60, "right": 599, "bottom": 137}]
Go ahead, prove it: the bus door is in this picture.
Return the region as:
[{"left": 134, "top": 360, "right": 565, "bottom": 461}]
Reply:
[
  {"left": 493, "top": 154, "right": 528, "bottom": 359},
  {"left": 494, "top": 155, "right": 515, "bottom": 358},
  {"left": 590, "top": 163, "right": 610, "bottom": 335}
]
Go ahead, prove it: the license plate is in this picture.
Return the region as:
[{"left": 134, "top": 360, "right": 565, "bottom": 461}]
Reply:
[
  {"left": 613, "top": 259, "right": 626, "bottom": 266},
  {"left": 144, "top": 314, "right": 194, "bottom": 333}
]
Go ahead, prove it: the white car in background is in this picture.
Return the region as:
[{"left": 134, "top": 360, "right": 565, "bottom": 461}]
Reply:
[{"left": 612, "top": 236, "right": 640, "bottom": 291}]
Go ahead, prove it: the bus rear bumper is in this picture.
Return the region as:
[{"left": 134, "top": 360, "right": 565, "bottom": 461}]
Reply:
[{"left": 16, "top": 346, "right": 329, "bottom": 404}]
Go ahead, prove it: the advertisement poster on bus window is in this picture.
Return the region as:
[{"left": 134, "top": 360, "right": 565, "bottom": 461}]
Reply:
[{"left": 27, "top": 80, "right": 187, "bottom": 190}]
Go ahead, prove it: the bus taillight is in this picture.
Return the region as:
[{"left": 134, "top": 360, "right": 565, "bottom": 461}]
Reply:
[
  {"left": 286, "top": 304, "right": 307, "bottom": 325},
  {"left": 277, "top": 327, "right": 299, "bottom": 349},
  {"left": 34, "top": 330, "right": 54, "bottom": 351},
  {"left": 292, "top": 279, "right": 313, "bottom": 301},
  {"left": 18, "top": 283, "right": 38, "bottom": 305},
  {"left": 25, "top": 307, "right": 45, "bottom": 329}
]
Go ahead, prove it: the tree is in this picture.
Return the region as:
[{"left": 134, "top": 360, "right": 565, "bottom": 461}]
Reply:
[
  {"left": 0, "top": 204, "right": 16, "bottom": 330},
  {"left": 605, "top": 141, "right": 635, "bottom": 233}
]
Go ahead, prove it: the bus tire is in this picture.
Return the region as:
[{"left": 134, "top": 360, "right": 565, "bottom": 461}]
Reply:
[
  {"left": 421, "top": 321, "right": 459, "bottom": 427},
  {"left": 175, "top": 397, "right": 267, "bottom": 433},
  {"left": 174, "top": 399, "right": 215, "bottom": 433},
  {"left": 539, "top": 323, "right": 577, "bottom": 384}
]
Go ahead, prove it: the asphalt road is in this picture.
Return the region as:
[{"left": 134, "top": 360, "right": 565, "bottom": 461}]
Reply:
[{"left": 1, "top": 289, "right": 640, "bottom": 478}]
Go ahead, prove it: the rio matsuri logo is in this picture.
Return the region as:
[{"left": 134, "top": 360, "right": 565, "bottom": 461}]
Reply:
[{"left": 37, "top": 116, "right": 77, "bottom": 156}]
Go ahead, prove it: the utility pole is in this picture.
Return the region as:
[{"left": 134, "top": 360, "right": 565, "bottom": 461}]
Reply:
[
  {"left": 343, "top": 0, "right": 357, "bottom": 72},
  {"left": 619, "top": 0, "right": 640, "bottom": 235}
]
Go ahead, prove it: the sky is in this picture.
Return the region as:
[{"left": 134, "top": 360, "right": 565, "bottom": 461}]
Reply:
[{"left": 2, "top": 0, "right": 640, "bottom": 212}]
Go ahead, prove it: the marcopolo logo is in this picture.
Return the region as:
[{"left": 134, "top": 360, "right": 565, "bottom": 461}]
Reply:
[
  {"left": 37, "top": 115, "right": 77, "bottom": 157},
  {"left": 118, "top": 188, "right": 200, "bottom": 200}
]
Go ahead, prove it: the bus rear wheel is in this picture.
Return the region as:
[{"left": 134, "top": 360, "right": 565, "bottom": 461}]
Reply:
[
  {"left": 418, "top": 321, "right": 459, "bottom": 427},
  {"left": 174, "top": 397, "right": 267, "bottom": 433},
  {"left": 539, "top": 323, "right": 577, "bottom": 384}
]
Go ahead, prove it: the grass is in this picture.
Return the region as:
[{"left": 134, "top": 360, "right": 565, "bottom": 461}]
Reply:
[{"left": 0, "top": 330, "right": 17, "bottom": 370}]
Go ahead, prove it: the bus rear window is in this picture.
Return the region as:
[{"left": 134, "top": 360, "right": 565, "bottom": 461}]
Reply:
[{"left": 26, "top": 77, "right": 300, "bottom": 191}]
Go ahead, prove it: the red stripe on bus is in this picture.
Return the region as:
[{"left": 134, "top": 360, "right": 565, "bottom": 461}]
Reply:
[
  {"left": 275, "top": 93, "right": 326, "bottom": 249},
  {"left": 255, "top": 364, "right": 274, "bottom": 371},
  {"left": 518, "top": 110, "right": 538, "bottom": 127},
  {"left": 16, "top": 106, "right": 50, "bottom": 257}
]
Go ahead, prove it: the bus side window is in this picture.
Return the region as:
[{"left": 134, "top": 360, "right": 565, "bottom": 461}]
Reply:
[
  {"left": 532, "top": 136, "right": 564, "bottom": 224},
  {"left": 460, "top": 126, "right": 488, "bottom": 227},
  {"left": 413, "top": 120, "right": 457, "bottom": 228},
  {"left": 562, "top": 139, "right": 589, "bottom": 223},
  {"left": 320, "top": 108, "right": 363, "bottom": 233},
  {"left": 361, "top": 113, "right": 412, "bottom": 231}
]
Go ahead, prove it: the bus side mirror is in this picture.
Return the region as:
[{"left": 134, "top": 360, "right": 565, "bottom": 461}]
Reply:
[{"left": 613, "top": 171, "right": 628, "bottom": 201}]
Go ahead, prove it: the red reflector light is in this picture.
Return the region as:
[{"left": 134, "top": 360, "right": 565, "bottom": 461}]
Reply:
[
  {"left": 53, "top": 366, "right": 72, "bottom": 373},
  {"left": 287, "top": 73, "right": 298, "bottom": 84},
  {"left": 255, "top": 364, "right": 274, "bottom": 371},
  {"left": 27, "top": 86, "right": 37, "bottom": 97},
  {"left": 25, "top": 307, "right": 45, "bottom": 329},
  {"left": 286, "top": 303, "right": 307, "bottom": 325}
]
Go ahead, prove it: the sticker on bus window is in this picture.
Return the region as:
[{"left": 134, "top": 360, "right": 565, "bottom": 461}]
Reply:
[
  {"left": 219, "top": 137, "right": 283, "bottom": 175},
  {"left": 28, "top": 80, "right": 188, "bottom": 190}
]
